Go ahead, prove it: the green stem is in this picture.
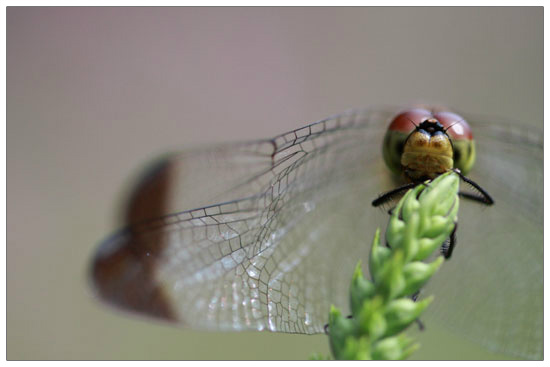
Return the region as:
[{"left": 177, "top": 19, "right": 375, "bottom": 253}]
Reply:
[{"left": 324, "top": 171, "right": 460, "bottom": 360}]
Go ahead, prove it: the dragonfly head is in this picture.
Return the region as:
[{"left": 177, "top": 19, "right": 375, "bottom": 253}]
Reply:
[{"left": 382, "top": 108, "right": 476, "bottom": 181}]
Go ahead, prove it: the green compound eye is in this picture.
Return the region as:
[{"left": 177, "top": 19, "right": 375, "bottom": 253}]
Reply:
[{"left": 382, "top": 130, "right": 409, "bottom": 176}]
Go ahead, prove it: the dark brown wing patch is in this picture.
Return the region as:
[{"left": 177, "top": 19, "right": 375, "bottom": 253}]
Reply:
[{"left": 91, "top": 158, "right": 177, "bottom": 321}]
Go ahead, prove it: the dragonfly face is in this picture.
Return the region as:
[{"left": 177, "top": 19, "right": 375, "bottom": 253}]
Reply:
[
  {"left": 90, "top": 107, "right": 543, "bottom": 359},
  {"left": 382, "top": 108, "right": 475, "bottom": 181}
]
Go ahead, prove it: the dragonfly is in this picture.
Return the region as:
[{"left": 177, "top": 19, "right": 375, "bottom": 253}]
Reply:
[{"left": 90, "top": 106, "right": 543, "bottom": 359}]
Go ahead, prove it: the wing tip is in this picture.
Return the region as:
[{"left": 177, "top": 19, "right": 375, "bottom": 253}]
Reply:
[{"left": 89, "top": 230, "right": 178, "bottom": 323}]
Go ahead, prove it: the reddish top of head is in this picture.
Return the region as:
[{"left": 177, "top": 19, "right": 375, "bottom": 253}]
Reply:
[{"left": 388, "top": 108, "right": 473, "bottom": 140}]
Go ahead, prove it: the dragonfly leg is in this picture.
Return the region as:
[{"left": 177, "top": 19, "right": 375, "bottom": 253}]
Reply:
[
  {"left": 410, "top": 291, "right": 425, "bottom": 331},
  {"left": 453, "top": 168, "right": 494, "bottom": 205},
  {"left": 415, "top": 318, "right": 425, "bottom": 331},
  {"left": 372, "top": 182, "right": 418, "bottom": 207},
  {"left": 441, "top": 222, "right": 458, "bottom": 259}
]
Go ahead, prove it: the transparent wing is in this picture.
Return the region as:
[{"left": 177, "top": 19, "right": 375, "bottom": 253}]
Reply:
[
  {"left": 419, "top": 115, "right": 543, "bottom": 360},
  {"left": 91, "top": 108, "right": 396, "bottom": 333}
]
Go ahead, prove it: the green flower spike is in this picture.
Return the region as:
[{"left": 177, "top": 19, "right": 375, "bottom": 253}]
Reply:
[{"left": 323, "top": 171, "right": 460, "bottom": 360}]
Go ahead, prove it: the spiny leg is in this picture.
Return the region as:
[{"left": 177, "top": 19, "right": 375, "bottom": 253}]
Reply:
[
  {"left": 372, "top": 182, "right": 417, "bottom": 207},
  {"left": 415, "top": 318, "right": 425, "bottom": 331},
  {"left": 459, "top": 191, "right": 492, "bottom": 205},
  {"left": 441, "top": 222, "right": 458, "bottom": 259},
  {"left": 453, "top": 168, "right": 494, "bottom": 205},
  {"left": 410, "top": 291, "right": 425, "bottom": 331}
]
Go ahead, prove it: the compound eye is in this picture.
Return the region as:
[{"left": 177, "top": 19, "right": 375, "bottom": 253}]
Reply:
[
  {"left": 433, "top": 111, "right": 473, "bottom": 140},
  {"left": 388, "top": 108, "right": 434, "bottom": 135},
  {"left": 396, "top": 140, "right": 404, "bottom": 157},
  {"left": 453, "top": 146, "right": 461, "bottom": 163},
  {"left": 382, "top": 127, "right": 409, "bottom": 175}
]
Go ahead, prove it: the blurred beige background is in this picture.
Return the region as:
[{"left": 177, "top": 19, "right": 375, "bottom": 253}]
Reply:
[{"left": 7, "top": 7, "right": 542, "bottom": 360}]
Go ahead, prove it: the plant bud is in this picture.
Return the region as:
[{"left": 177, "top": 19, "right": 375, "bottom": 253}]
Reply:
[
  {"left": 402, "top": 257, "right": 444, "bottom": 296},
  {"left": 383, "top": 297, "right": 433, "bottom": 336},
  {"left": 350, "top": 262, "right": 375, "bottom": 316}
]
